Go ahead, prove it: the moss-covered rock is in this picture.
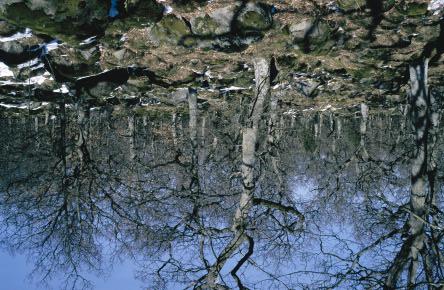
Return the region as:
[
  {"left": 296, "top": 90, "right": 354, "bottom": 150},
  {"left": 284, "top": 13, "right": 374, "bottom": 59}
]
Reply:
[
  {"left": 190, "top": 14, "right": 222, "bottom": 36},
  {"left": 190, "top": 2, "right": 273, "bottom": 36},
  {"left": 236, "top": 2, "right": 273, "bottom": 32},
  {"left": 396, "top": 2, "right": 429, "bottom": 17},
  {"left": 290, "top": 18, "right": 331, "bottom": 51},
  {"left": 149, "top": 14, "right": 190, "bottom": 44}
]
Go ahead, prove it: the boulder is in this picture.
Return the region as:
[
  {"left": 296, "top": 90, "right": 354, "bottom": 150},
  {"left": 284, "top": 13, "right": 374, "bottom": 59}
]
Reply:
[
  {"left": 168, "top": 87, "right": 190, "bottom": 105},
  {"left": 396, "top": 1, "right": 429, "bottom": 17},
  {"left": 190, "top": 2, "right": 273, "bottom": 36},
  {"left": 44, "top": 45, "right": 101, "bottom": 81},
  {"left": 236, "top": 2, "right": 273, "bottom": 32},
  {"left": 191, "top": 12, "right": 230, "bottom": 36},
  {"left": 289, "top": 18, "right": 330, "bottom": 49},
  {"left": 149, "top": 14, "right": 191, "bottom": 44}
]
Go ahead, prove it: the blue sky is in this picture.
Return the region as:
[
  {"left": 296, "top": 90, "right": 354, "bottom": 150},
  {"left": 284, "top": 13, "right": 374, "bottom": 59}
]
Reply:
[{"left": 0, "top": 251, "right": 143, "bottom": 290}]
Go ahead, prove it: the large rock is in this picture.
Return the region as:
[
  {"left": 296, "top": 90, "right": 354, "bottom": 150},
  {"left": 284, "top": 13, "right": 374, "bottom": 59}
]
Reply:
[
  {"left": 190, "top": 2, "right": 273, "bottom": 36},
  {"left": 236, "top": 2, "right": 273, "bottom": 32},
  {"left": 191, "top": 9, "right": 232, "bottom": 36},
  {"left": 149, "top": 14, "right": 191, "bottom": 44},
  {"left": 44, "top": 45, "right": 101, "bottom": 81},
  {"left": 289, "top": 18, "right": 330, "bottom": 50},
  {"left": 396, "top": 1, "right": 429, "bottom": 16}
]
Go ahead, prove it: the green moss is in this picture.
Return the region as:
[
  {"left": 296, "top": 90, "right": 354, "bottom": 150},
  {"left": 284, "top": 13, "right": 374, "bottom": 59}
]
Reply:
[
  {"left": 62, "top": 0, "right": 82, "bottom": 17},
  {"left": 181, "top": 36, "right": 197, "bottom": 47},
  {"left": 397, "top": 3, "right": 428, "bottom": 17},
  {"left": 348, "top": 66, "right": 374, "bottom": 80},
  {"left": 238, "top": 11, "right": 270, "bottom": 31},
  {"left": 277, "top": 54, "right": 298, "bottom": 70},
  {"left": 150, "top": 15, "right": 190, "bottom": 43}
]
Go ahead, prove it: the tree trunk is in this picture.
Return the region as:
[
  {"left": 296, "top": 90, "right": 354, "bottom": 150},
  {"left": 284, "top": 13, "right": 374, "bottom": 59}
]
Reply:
[
  {"left": 385, "top": 59, "right": 430, "bottom": 289},
  {"left": 205, "top": 57, "right": 270, "bottom": 288}
]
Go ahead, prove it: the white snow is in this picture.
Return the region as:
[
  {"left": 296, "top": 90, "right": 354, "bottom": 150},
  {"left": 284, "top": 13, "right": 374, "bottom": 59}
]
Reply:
[
  {"left": 45, "top": 41, "right": 59, "bottom": 52},
  {"left": 0, "top": 28, "right": 32, "bottom": 42},
  {"left": 429, "top": 0, "right": 444, "bottom": 14},
  {"left": 283, "top": 108, "right": 298, "bottom": 116},
  {"left": 0, "top": 62, "right": 14, "bottom": 78},
  {"left": 220, "top": 86, "right": 248, "bottom": 92},
  {"left": 163, "top": 5, "right": 173, "bottom": 15},
  {"left": 0, "top": 73, "right": 52, "bottom": 86},
  {"left": 320, "top": 104, "right": 337, "bottom": 111},
  {"left": 26, "top": 72, "right": 52, "bottom": 85},
  {"left": 53, "top": 84, "right": 69, "bottom": 94},
  {"left": 17, "top": 58, "right": 40, "bottom": 69},
  {"left": 0, "top": 103, "right": 28, "bottom": 109},
  {"left": 80, "top": 36, "right": 97, "bottom": 46},
  {"left": 120, "top": 34, "right": 128, "bottom": 42}
]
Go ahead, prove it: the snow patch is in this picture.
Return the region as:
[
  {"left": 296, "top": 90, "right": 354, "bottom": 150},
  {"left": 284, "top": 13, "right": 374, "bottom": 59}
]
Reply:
[
  {"left": 163, "top": 5, "right": 173, "bottom": 15},
  {"left": 0, "top": 62, "right": 14, "bottom": 78},
  {"left": 320, "top": 104, "right": 338, "bottom": 112},
  {"left": 429, "top": 0, "right": 444, "bottom": 14},
  {"left": 27, "top": 73, "right": 52, "bottom": 85},
  {"left": 0, "top": 103, "right": 28, "bottom": 109},
  {"left": 80, "top": 36, "right": 97, "bottom": 46},
  {"left": 220, "top": 86, "right": 248, "bottom": 92},
  {"left": 17, "top": 58, "right": 40, "bottom": 69},
  {"left": 53, "top": 84, "right": 69, "bottom": 94},
  {"left": 120, "top": 34, "right": 128, "bottom": 42},
  {"left": 283, "top": 108, "right": 298, "bottom": 116},
  {"left": 45, "top": 41, "right": 60, "bottom": 52},
  {"left": 0, "top": 28, "right": 32, "bottom": 42}
]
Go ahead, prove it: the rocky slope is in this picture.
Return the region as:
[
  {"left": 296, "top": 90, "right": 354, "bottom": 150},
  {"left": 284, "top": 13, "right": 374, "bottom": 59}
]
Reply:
[{"left": 0, "top": 0, "right": 443, "bottom": 111}]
